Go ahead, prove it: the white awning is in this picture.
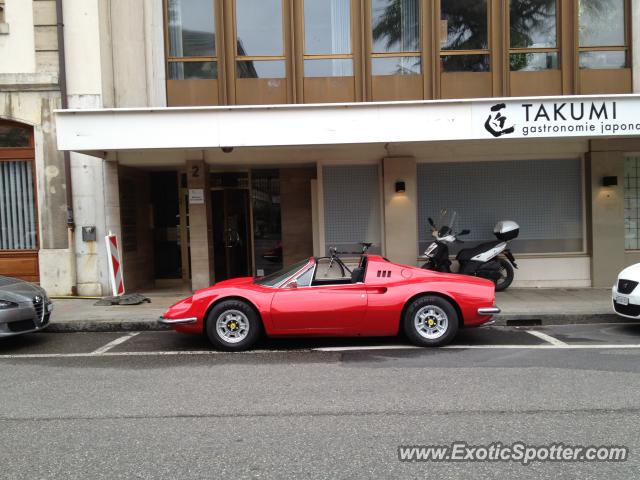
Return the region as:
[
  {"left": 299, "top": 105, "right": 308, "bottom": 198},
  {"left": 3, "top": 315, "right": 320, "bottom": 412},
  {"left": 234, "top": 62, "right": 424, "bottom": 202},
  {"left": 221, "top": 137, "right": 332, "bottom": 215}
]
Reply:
[{"left": 55, "top": 94, "right": 640, "bottom": 153}]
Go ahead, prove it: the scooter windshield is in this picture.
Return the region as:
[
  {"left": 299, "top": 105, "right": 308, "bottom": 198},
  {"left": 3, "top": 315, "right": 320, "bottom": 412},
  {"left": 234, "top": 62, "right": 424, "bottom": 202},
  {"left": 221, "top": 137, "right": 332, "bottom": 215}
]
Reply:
[{"left": 437, "top": 209, "right": 457, "bottom": 230}]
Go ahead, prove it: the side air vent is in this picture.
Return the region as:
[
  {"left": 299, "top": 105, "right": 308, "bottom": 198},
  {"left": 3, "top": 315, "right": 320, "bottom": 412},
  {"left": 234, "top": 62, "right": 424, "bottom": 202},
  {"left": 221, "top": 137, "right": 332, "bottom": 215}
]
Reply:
[{"left": 376, "top": 270, "right": 392, "bottom": 278}]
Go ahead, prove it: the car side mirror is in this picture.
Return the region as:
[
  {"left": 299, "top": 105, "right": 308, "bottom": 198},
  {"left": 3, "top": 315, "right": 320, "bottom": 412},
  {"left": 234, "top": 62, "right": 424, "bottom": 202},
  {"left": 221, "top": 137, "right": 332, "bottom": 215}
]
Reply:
[
  {"left": 286, "top": 280, "right": 298, "bottom": 289},
  {"left": 460, "top": 229, "right": 470, "bottom": 235}
]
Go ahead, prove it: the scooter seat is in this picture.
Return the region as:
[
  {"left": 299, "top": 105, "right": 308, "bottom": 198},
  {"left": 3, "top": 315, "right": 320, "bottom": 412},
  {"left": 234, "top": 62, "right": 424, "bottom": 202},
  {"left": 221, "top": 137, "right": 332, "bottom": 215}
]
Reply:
[{"left": 456, "top": 240, "right": 503, "bottom": 262}]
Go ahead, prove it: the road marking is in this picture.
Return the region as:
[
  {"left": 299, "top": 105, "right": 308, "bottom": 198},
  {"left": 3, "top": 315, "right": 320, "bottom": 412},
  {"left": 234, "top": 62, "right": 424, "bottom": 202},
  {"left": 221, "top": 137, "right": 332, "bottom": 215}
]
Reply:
[
  {"left": 91, "top": 332, "right": 140, "bottom": 354},
  {"left": 525, "top": 330, "right": 568, "bottom": 346},
  {"left": 4, "top": 343, "right": 640, "bottom": 359}
]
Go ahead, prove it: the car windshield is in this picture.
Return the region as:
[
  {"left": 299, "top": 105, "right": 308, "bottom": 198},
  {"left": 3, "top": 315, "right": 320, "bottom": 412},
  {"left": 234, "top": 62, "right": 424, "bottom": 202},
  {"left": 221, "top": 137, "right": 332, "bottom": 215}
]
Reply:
[{"left": 253, "top": 259, "right": 311, "bottom": 287}]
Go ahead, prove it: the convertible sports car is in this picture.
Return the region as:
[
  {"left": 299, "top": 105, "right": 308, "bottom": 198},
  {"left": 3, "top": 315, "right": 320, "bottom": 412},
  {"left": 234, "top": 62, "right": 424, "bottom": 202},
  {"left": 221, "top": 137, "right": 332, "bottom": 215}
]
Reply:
[{"left": 160, "top": 254, "right": 500, "bottom": 350}]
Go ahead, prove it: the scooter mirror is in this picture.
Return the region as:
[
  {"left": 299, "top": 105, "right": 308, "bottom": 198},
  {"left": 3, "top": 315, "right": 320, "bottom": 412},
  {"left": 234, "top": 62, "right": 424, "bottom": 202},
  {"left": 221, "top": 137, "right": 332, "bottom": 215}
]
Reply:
[
  {"left": 428, "top": 217, "right": 436, "bottom": 228},
  {"left": 459, "top": 229, "right": 471, "bottom": 235}
]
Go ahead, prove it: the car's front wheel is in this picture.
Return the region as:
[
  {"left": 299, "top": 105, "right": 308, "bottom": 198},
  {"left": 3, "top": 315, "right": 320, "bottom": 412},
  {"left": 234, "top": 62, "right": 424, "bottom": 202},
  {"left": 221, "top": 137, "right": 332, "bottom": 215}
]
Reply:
[
  {"left": 205, "top": 300, "right": 262, "bottom": 351},
  {"left": 403, "top": 296, "right": 459, "bottom": 347}
]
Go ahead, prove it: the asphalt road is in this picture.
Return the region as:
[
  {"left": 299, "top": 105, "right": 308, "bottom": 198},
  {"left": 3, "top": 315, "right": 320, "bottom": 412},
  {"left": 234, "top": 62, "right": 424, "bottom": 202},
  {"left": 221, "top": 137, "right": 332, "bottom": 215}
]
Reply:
[{"left": 2, "top": 323, "right": 640, "bottom": 479}]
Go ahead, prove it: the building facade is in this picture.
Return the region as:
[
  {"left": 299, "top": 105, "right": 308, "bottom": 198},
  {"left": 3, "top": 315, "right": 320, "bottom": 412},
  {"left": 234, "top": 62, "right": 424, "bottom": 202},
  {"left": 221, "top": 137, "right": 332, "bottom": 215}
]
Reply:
[{"left": 2, "top": 0, "right": 640, "bottom": 295}]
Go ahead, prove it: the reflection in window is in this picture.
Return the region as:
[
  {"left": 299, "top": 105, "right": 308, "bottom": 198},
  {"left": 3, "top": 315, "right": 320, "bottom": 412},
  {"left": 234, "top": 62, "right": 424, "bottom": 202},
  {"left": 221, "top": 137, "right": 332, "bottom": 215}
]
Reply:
[
  {"left": 579, "top": 0, "right": 627, "bottom": 70},
  {"left": 168, "top": 0, "right": 215, "bottom": 57},
  {"left": 169, "top": 61, "right": 217, "bottom": 80},
  {"left": 441, "top": 0, "right": 488, "bottom": 51},
  {"left": 0, "top": 126, "right": 30, "bottom": 148},
  {"left": 236, "top": 0, "right": 283, "bottom": 57},
  {"left": 237, "top": 60, "right": 286, "bottom": 79},
  {"left": 441, "top": 55, "right": 489, "bottom": 73},
  {"left": 371, "top": 0, "right": 421, "bottom": 76},
  {"left": 252, "top": 169, "right": 282, "bottom": 276},
  {"left": 579, "top": 0, "right": 625, "bottom": 47},
  {"left": 579, "top": 51, "right": 627, "bottom": 70},
  {"left": 510, "top": 0, "right": 556, "bottom": 49},
  {"left": 510, "top": 52, "right": 558, "bottom": 71},
  {"left": 303, "top": 0, "right": 352, "bottom": 78},
  {"left": 304, "top": 59, "right": 353, "bottom": 78},
  {"left": 372, "top": 0, "right": 420, "bottom": 53},
  {"left": 372, "top": 56, "right": 420, "bottom": 75},
  {"left": 305, "top": 0, "right": 351, "bottom": 55}
]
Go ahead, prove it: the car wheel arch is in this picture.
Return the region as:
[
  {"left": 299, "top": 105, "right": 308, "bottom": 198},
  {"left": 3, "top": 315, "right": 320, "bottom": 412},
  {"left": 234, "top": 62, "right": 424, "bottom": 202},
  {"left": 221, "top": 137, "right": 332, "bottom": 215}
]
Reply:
[
  {"left": 203, "top": 296, "right": 264, "bottom": 333},
  {"left": 400, "top": 292, "right": 464, "bottom": 330}
]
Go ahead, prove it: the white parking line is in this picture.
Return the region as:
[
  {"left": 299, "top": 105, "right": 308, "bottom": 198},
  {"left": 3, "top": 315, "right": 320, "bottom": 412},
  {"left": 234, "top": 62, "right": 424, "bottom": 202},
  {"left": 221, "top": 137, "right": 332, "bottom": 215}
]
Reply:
[
  {"left": 525, "top": 330, "right": 568, "bottom": 346},
  {"left": 91, "top": 332, "right": 140, "bottom": 354},
  {"left": 3, "top": 343, "right": 640, "bottom": 359}
]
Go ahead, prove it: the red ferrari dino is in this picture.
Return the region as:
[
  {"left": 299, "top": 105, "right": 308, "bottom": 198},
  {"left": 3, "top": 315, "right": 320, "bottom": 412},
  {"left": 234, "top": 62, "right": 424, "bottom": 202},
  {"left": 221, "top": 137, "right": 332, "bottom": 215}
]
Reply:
[{"left": 159, "top": 254, "right": 500, "bottom": 351}]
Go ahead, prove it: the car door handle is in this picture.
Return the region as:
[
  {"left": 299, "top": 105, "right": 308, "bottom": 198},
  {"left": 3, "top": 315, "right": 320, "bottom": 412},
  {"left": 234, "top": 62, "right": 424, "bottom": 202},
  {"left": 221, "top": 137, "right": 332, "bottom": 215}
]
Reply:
[{"left": 366, "top": 287, "right": 387, "bottom": 294}]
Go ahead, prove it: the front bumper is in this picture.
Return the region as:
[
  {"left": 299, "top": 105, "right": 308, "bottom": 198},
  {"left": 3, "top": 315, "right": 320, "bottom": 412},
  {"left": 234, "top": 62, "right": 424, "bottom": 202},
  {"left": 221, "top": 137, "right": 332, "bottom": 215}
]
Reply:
[
  {"left": 612, "top": 284, "right": 640, "bottom": 318},
  {"left": 478, "top": 306, "right": 501, "bottom": 316},
  {"left": 0, "top": 301, "right": 53, "bottom": 338},
  {"left": 158, "top": 316, "right": 198, "bottom": 325}
]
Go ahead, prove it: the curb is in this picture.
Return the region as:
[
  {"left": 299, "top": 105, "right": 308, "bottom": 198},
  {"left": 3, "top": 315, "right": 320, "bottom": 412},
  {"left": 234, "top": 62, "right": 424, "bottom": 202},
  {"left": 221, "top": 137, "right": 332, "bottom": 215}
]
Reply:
[
  {"left": 43, "top": 313, "right": 622, "bottom": 333},
  {"left": 46, "top": 321, "right": 169, "bottom": 333}
]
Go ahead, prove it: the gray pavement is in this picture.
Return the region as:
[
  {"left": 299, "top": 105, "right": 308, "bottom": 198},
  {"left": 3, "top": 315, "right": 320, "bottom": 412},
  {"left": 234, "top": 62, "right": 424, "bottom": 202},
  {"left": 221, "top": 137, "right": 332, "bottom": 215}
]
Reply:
[
  {"left": 1, "top": 325, "right": 640, "bottom": 479},
  {"left": 46, "top": 287, "right": 617, "bottom": 333}
]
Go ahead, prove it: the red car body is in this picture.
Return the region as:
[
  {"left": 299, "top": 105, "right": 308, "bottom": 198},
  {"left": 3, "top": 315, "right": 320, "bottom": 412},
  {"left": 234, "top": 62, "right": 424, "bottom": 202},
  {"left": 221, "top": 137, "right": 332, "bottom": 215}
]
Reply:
[{"left": 162, "top": 255, "right": 498, "bottom": 339}]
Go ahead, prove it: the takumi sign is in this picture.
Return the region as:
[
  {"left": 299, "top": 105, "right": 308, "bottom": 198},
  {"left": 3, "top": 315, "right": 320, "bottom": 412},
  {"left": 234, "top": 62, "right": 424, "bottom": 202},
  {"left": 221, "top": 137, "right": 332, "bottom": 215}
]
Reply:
[
  {"left": 55, "top": 94, "right": 640, "bottom": 151},
  {"left": 471, "top": 98, "right": 632, "bottom": 139}
]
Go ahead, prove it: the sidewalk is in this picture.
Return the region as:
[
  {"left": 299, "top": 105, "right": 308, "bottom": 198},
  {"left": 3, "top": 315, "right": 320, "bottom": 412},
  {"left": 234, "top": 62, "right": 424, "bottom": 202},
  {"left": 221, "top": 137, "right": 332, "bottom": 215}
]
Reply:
[{"left": 45, "top": 288, "right": 619, "bottom": 333}]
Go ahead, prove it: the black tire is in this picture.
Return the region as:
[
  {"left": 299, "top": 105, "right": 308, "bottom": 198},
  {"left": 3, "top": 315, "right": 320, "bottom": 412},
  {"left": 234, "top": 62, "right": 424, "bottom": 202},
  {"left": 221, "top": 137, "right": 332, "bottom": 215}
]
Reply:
[
  {"left": 495, "top": 258, "right": 514, "bottom": 292},
  {"left": 403, "top": 296, "right": 459, "bottom": 347},
  {"left": 205, "top": 299, "right": 262, "bottom": 351}
]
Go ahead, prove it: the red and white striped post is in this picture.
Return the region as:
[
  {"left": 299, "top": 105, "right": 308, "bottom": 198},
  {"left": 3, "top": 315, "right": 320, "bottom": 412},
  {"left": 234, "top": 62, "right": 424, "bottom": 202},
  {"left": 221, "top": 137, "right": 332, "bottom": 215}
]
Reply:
[{"left": 105, "top": 231, "right": 125, "bottom": 297}]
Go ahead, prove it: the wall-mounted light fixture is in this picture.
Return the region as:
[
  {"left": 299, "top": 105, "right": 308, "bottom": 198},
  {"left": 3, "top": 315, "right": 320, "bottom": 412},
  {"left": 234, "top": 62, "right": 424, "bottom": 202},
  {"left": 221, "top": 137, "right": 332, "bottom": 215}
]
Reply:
[
  {"left": 395, "top": 181, "right": 406, "bottom": 193},
  {"left": 602, "top": 176, "right": 618, "bottom": 187}
]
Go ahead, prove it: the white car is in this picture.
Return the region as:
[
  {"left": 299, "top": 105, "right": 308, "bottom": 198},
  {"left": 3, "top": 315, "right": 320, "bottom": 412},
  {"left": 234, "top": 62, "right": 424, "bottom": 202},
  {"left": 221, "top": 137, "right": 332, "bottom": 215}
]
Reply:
[{"left": 612, "top": 264, "right": 640, "bottom": 318}]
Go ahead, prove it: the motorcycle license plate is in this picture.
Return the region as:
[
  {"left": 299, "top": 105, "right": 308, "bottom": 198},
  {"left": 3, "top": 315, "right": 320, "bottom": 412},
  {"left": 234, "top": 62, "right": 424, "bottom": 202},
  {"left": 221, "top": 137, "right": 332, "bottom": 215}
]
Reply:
[{"left": 616, "top": 295, "right": 629, "bottom": 306}]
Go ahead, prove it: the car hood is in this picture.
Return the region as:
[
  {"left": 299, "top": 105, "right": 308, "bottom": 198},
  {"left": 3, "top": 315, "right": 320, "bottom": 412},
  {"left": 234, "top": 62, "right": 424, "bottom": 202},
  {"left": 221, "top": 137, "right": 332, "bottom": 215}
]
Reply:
[
  {"left": 618, "top": 263, "right": 640, "bottom": 280},
  {"left": 0, "top": 276, "right": 46, "bottom": 303},
  {"left": 212, "top": 277, "right": 255, "bottom": 288}
]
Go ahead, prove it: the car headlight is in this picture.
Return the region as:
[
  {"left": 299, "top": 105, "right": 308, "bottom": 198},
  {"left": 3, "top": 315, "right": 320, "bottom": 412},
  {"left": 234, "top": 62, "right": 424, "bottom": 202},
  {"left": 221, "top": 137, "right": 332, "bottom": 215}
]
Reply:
[{"left": 0, "top": 300, "right": 18, "bottom": 309}]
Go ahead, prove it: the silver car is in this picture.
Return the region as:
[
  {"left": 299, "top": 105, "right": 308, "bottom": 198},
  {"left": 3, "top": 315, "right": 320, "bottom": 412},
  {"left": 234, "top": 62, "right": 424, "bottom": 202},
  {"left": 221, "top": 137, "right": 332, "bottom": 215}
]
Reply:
[{"left": 0, "top": 276, "right": 53, "bottom": 337}]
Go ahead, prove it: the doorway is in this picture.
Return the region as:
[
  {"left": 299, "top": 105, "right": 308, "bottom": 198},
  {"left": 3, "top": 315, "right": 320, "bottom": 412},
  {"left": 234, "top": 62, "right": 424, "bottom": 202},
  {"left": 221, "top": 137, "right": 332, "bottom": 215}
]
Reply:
[{"left": 212, "top": 187, "right": 252, "bottom": 281}]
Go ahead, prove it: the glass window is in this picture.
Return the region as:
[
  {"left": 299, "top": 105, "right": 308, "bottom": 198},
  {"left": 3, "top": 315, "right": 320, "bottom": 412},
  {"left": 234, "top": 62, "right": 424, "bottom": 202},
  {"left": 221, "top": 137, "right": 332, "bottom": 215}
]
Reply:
[
  {"left": 236, "top": 0, "right": 283, "bottom": 56},
  {"left": 167, "top": 0, "right": 216, "bottom": 57},
  {"left": 252, "top": 169, "right": 282, "bottom": 277},
  {"left": 254, "top": 259, "right": 309, "bottom": 287},
  {"left": 303, "top": 0, "right": 353, "bottom": 78},
  {"left": 441, "top": 0, "right": 488, "bottom": 51},
  {"left": 169, "top": 61, "right": 217, "bottom": 80},
  {"left": 236, "top": 60, "right": 286, "bottom": 79},
  {"left": 305, "top": 0, "right": 351, "bottom": 55},
  {"left": 579, "top": 0, "right": 627, "bottom": 69},
  {"left": 166, "top": 0, "right": 217, "bottom": 80},
  {"left": 371, "top": 56, "right": 420, "bottom": 75},
  {"left": 510, "top": 52, "right": 558, "bottom": 71},
  {"left": 372, "top": 0, "right": 420, "bottom": 53},
  {"left": 417, "top": 159, "right": 584, "bottom": 254},
  {"left": 510, "top": 0, "right": 557, "bottom": 49},
  {"left": 579, "top": 0, "right": 625, "bottom": 47},
  {"left": 624, "top": 157, "right": 640, "bottom": 250},
  {"left": 440, "top": 0, "right": 489, "bottom": 72},
  {"left": 0, "top": 125, "right": 30, "bottom": 148},
  {"left": 371, "top": 0, "right": 421, "bottom": 76},
  {"left": 323, "top": 165, "right": 381, "bottom": 255},
  {"left": 0, "top": 161, "right": 37, "bottom": 250}
]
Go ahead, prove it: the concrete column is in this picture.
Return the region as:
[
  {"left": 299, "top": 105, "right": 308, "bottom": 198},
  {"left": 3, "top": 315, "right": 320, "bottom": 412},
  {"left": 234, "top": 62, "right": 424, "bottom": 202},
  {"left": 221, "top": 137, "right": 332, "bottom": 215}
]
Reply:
[
  {"left": 382, "top": 157, "right": 418, "bottom": 266},
  {"left": 187, "top": 159, "right": 213, "bottom": 290},
  {"left": 589, "top": 151, "right": 625, "bottom": 287},
  {"left": 280, "top": 168, "right": 315, "bottom": 265}
]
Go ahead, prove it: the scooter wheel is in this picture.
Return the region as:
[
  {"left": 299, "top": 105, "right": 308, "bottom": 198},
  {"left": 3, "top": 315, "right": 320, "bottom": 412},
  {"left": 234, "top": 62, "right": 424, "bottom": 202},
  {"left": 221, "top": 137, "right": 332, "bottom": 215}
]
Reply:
[{"left": 495, "top": 258, "right": 514, "bottom": 291}]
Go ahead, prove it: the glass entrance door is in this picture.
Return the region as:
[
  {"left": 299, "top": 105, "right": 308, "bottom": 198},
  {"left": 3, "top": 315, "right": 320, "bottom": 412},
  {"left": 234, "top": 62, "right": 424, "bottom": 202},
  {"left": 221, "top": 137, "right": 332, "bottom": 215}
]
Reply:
[{"left": 212, "top": 188, "right": 252, "bottom": 281}]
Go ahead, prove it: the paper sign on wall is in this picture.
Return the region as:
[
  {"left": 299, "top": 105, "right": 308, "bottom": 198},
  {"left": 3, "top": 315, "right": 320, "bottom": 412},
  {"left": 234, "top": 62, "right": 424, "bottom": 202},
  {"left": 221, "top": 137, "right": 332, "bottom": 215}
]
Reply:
[{"left": 189, "top": 188, "right": 204, "bottom": 204}]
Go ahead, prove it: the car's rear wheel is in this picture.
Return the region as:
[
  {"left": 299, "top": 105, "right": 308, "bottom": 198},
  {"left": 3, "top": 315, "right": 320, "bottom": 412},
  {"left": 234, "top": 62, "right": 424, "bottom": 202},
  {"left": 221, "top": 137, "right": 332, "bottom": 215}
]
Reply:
[
  {"left": 403, "top": 296, "right": 459, "bottom": 347},
  {"left": 205, "top": 299, "right": 262, "bottom": 351}
]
